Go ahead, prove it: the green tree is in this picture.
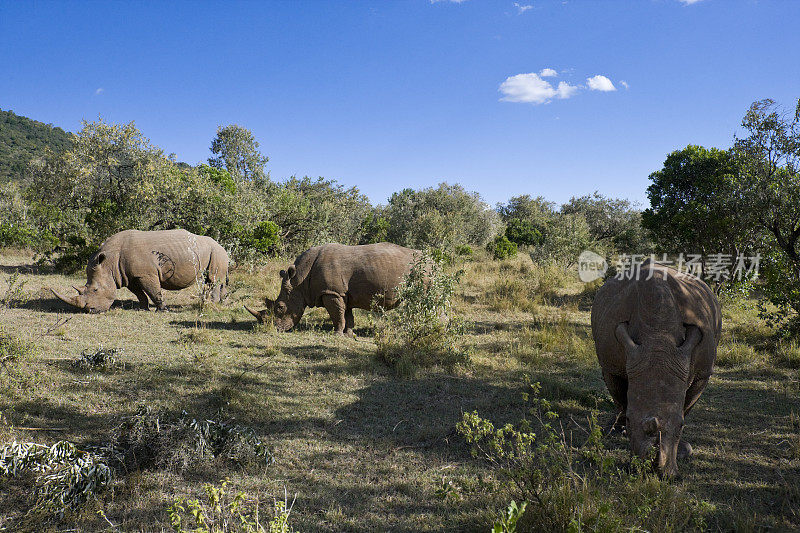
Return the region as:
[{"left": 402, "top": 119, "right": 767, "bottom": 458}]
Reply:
[
  {"left": 733, "top": 98, "right": 800, "bottom": 331},
  {"left": 384, "top": 183, "right": 501, "bottom": 251},
  {"left": 26, "top": 119, "right": 171, "bottom": 267},
  {"left": 642, "top": 145, "right": 758, "bottom": 276},
  {"left": 208, "top": 124, "right": 269, "bottom": 184},
  {"left": 562, "top": 192, "right": 649, "bottom": 254}
]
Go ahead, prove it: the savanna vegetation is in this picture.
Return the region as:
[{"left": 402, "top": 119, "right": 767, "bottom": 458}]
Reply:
[{"left": 1, "top": 98, "right": 799, "bottom": 531}]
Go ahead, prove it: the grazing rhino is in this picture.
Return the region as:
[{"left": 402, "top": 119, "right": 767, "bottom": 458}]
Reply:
[
  {"left": 591, "top": 260, "right": 721, "bottom": 477},
  {"left": 245, "top": 243, "right": 419, "bottom": 335},
  {"left": 52, "top": 229, "right": 229, "bottom": 313}
]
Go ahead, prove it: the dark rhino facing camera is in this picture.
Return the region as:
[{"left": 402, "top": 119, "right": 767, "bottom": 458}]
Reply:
[
  {"left": 591, "top": 259, "right": 721, "bottom": 477},
  {"left": 245, "top": 242, "right": 419, "bottom": 336},
  {"left": 51, "top": 229, "right": 229, "bottom": 313}
]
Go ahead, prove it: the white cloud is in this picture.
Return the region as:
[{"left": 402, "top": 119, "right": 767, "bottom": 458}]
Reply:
[
  {"left": 586, "top": 75, "right": 616, "bottom": 92},
  {"left": 514, "top": 2, "right": 533, "bottom": 13},
  {"left": 555, "top": 81, "right": 579, "bottom": 99},
  {"left": 499, "top": 72, "right": 579, "bottom": 104},
  {"left": 620, "top": 80, "right": 629, "bottom": 90},
  {"left": 94, "top": 88, "right": 104, "bottom": 95},
  {"left": 678, "top": 0, "right": 704, "bottom": 4},
  {"left": 539, "top": 68, "right": 558, "bottom": 77}
]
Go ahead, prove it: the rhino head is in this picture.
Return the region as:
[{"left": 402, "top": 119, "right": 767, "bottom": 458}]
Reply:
[
  {"left": 244, "top": 265, "right": 305, "bottom": 331},
  {"left": 51, "top": 252, "right": 116, "bottom": 313},
  {"left": 616, "top": 321, "right": 702, "bottom": 478}
]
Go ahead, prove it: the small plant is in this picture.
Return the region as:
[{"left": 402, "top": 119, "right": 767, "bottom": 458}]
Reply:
[
  {"left": 492, "top": 500, "right": 527, "bottom": 533},
  {"left": 167, "top": 479, "right": 295, "bottom": 533},
  {"left": 374, "top": 253, "right": 468, "bottom": 376},
  {"left": 0, "top": 326, "right": 32, "bottom": 373},
  {"left": 0, "top": 440, "right": 112, "bottom": 519},
  {"left": 487, "top": 235, "right": 518, "bottom": 260},
  {"left": 455, "top": 244, "right": 474, "bottom": 257},
  {"left": 1, "top": 272, "right": 28, "bottom": 308},
  {"left": 75, "top": 346, "right": 125, "bottom": 370}
]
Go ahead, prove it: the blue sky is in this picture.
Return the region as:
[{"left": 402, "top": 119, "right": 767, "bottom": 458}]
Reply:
[{"left": 2, "top": 0, "right": 798, "bottom": 207}]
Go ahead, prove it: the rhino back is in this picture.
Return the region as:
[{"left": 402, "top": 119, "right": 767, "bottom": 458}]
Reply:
[
  {"left": 111, "top": 229, "right": 205, "bottom": 289},
  {"left": 592, "top": 264, "right": 721, "bottom": 378},
  {"left": 302, "top": 243, "right": 418, "bottom": 309}
]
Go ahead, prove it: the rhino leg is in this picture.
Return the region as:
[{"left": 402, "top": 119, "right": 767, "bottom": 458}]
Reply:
[
  {"left": 602, "top": 370, "right": 628, "bottom": 432},
  {"left": 322, "top": 294, "right": 347, "bottom": 335},
  {"left": 129, "top": 283, "right": 150, "bottom": 310},
  {"left": 345, "top": 307, "right": 355, "bottom": 337},
  {"left": 137, "top": 277, "right": 166, "bottom": 311}
]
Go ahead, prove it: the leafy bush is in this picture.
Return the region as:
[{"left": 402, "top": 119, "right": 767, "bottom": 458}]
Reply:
[
  {"left": 384, "top": 183, "right": 501, "bottom": 251},
  {"left": 375, "top": 253, "right": 468, "bottom": 376},
  {"left": 168, "top": 479, "right": 295, "bottom": 533},
  {"left": 505, "top": 218, "right": 543, "bottom": 247},
  {"left": 455, "top": 244, "right": 473, "bottom": 257},
  {"left": 0, "top": 326, "right": 32, "bottom": 373},
  {"left": 457, "top": 383, "right": 713, "bottom": 532},
  {"left": 107, "top": 406, "right": 272, "bottom": 473},
  {"left": 249, "top": 220, "right": 282, "bottom": 255},
  {"left": 488, "top": 235, "right": 518, "bottom": 260},
  {"left": 0, "top": 440, "right": 112, "bottom": 519}
]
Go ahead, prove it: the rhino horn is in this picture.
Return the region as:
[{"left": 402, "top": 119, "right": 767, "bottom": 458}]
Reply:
[
  {"left": 244, "top": 304, "right": 266, "bottom": 323},
  {"left": 72, "top": 285, "right": 86, "bottom": 295},
  {"left": 51, "top": 288, "right": 84, "bottom": 309}
]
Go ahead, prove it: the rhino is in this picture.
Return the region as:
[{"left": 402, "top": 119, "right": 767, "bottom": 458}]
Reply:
[
  {"left": 591, "top": 260, "right": 721, "bottom": 477},
  {"left": 51, "top": 229, "right": 229, "bottom": 313},
  {"left": 245, "top": 243, "right": 419, "bottom": 335}
]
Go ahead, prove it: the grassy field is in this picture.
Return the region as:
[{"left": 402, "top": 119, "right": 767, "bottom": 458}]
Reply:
[{"left": 1, "top": 250, "right": 799, "bottom": 532}]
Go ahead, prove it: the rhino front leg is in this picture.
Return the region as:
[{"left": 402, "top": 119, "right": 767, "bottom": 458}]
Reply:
[
  {"left": 678, "top": 376, "right": 709, "bottom": 459},
  {"left": 602, "top": 370, "right": 627, "bottom": 433},
  {"left": 129, "top": 283, "right": 150, "bottom": 310},
  {"left": 344, "top": 307, "right": 355, "bottom": 337},
  {"left": 137, "top": 277, "right": 167, "bottom": 312},
  {"left": 322, "top": 294, "right": 346, "bottom": 335}
]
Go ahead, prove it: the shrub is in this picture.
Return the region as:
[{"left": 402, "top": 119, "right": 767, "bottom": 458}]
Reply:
[
  {"left": 505, "top": 217, "right": 543, "bottom": 247},
  {"left": 107, "top": 406, "right": 272, "bottom": 473},
  {"left": 455, "top": 244, "right": 473, "bottom": 257},
  {"left": 384, "top": 183, "right": 501, "bottom": 251},
  {"left": 167, "top": 479, "right": 295, "bottom": 533},
  {"left": 0, "top": 326, "right": 32, "bottom": 371},
  {"left": 249, "top": 220, "right": 282, "bottom": 255},
  {"left": 375, "top": 253, "right": 468, "bottom": 376},
  {"left": 457, "top": 383, "right": 713, "bottom": 532},
  {"left": 488, "top": 235, "right": 518, "bottom": 260},
  {"left": 0, "top": 440, "right": 112, "bottom": 519}
]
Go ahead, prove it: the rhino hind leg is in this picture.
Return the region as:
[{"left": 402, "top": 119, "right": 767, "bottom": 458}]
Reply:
[
  {"left": 322, "top": 294, "right": 347, "bottom": 335},
  {"left": 344, "top": 307, "right": 355, "bottom": 337}
]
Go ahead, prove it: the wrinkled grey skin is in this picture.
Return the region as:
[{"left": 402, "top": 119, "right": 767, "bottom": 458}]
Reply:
[
  {"left": 52, "top": 229, "right": 229, "bottom": 313},
  {"left": 246, "top": 243, "right": 419, "bottom": 335},
  {"left": 591, "top": 260, "right": 721, "bottom": 477}
]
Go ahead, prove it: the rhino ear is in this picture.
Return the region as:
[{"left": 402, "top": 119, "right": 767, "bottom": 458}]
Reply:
[
  {"left": 96, "top": 252, "right": 106, "bottom": 264},
  {"left": 279, "top": 269, "right": 287, "bottom": 279},
  {"left": 680, "top": 324, "right": 703, "bottom": 354},
  {"left": 287, "top": 265, "right": 296, "bottom": 279},
  {"left": 615, "top": 322, "right": 639, "bottom": 352}
]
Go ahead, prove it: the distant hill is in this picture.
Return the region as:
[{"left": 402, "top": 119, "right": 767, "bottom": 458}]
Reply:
[{"left": 0, "top": 108, "right": 73, "bottom": 182}]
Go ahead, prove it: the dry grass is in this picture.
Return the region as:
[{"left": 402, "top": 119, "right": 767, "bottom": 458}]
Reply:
[{"left": 0, "top": 250, "right": 798, "bottom": 531}]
